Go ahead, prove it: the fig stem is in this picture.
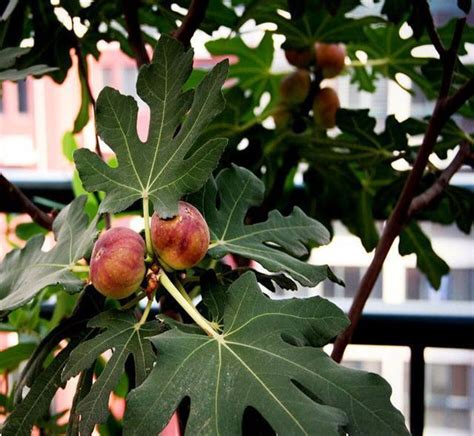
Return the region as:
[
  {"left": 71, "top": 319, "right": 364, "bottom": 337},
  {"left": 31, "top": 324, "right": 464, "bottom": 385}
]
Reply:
[
  {"left": 159, "top": 271, "right": 219, "bottom": 338},
  {"left": 70, "top": 265, "right": 90, "bottom": 273},
  {"left": 142, "top": 196, "right": 154, "bottom": 257}
]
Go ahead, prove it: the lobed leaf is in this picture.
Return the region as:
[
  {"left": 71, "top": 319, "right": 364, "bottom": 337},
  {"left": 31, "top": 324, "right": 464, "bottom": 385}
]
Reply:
[
  {"left": 75, "top": 34, "right": 229, "bottom": 218},
  {"left": 193, "top": 165, "right": 337, "bottom": 287},
  {"left": 0, "top": 196, "right": 97, "bottom": 312},
  {"left": 61, "top": 310, "right": 162, "bottom": 435},
  {"left": 125, "top": 272, "right": 409, "bottom": 435}
]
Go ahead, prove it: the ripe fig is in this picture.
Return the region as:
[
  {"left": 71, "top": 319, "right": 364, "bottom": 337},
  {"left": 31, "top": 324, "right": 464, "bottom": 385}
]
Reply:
[
  {"left": 90, "top": 227, "right": 146, "bottom": 299},
  {"left": 151, "top": 201, "right": 210, "bottom": 270},
  {"left": 312, "top": 87, "right": 340, "bottom": 129},
  {"left": 314, "top": 43, "right": 346, "bottom": 78},
  {"left": 279, "top": 69, "right": 311, "bottom": 105},
  {"left": 284, "top": 47, "right": 314, "bottom": 68}
]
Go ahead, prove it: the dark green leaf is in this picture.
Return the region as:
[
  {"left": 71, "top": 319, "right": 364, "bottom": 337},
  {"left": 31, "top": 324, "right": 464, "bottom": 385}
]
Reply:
[
  {"left": 399, "top": 222, "right": 449, "bottom": 289},
  {"left": 61, "top": 310, "right": 162, "bottom": 435},
  {"left": 194, "top": 165, "right": 336, "bottom": 287},
  {"left": 14, "top": 222, "right": 48, "bottom": 241},
  {"left": 0, "top": 196, "right": 97, "bottom": 312},
  {"left": 2, "top": 342, "right": 76, "bottom": 436},
  {"left": 125, "top": 272, "right": 409, "bottom": 435},
  {"left": 75, "top": 35, "right": 228, "bottom": 217}
]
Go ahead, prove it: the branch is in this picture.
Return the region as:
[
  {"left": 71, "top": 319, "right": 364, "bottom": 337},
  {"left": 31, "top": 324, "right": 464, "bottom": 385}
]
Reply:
[
  {"left": 0, "top": 174, "right": 54, "bottom": 231},
  {"left": 420, "top": 0, "right": 445, "bottom": 58},
  {"left": 331, "top": 18, "right": 472, "bottom": 363},
  {"left": 439, "top": 18, "right": 466, "bottom": 98},
  {"left": 173, "top": 0, "right": 210, "bottom": 47},
  {"left": 408, "top": 140, "right": 471, "bottom": 216},
  {"left": 123, "top": 0, "right": 150, "bottom": 67}
]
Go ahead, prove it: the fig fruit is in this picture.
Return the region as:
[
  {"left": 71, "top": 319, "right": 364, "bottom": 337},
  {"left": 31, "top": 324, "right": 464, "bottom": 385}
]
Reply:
[
  {"left": 151, "top": 201, "right": 210, "bottom": 270},
  {"left": 284, "top": 47, "right": 314, "bottom": 68},
  {"left": 312, "top": 87, "right": 340, "bottom": 129},
  {"left": 314, "top": 43, "right": 346, "bottom": 78},
  {"left": 279, "top": 69, "right": 311, "bottom": 105},
  {"left": 90, "top": 227, "right": 146, "bottom": 299}
]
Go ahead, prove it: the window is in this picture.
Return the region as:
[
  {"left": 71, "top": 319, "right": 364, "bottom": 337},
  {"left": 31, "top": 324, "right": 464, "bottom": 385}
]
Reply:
[
  {"left": 17, "top": 80, "right": 28, "bottom": 113},
  {"left": 122, "top": 66, "right": 138, "bottom": 98},
  {"left": 102, "top": 67, "right": 113, "bottom": 88},
  {"left": 425, "top": 363, "right": 473, "bottom": 432},
  {"left": 406, "top": 268, "right": 474, "bottom": 301}
]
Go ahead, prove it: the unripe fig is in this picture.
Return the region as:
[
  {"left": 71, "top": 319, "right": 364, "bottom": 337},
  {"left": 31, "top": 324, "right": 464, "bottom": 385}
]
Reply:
[
  {"left": 312, "top": 87, "right": 340, "bottom": 129},
  {"left": 90, "top": 227, "right": 146, "bottom": 299},
  {"left": 279, "top": 69, "right": 311, "bottom": 105},
  {"left": 273, "top": 103, "right": 291, "bottom": 130},
  {"left": 314, "top": 43, "right": 346, "bottom": 78},
  {"left": 284, "top": 47, "right": 314, "bottom": 68},
  {"left": 151, "top": 201, "right": 210, "bottom": 270}
]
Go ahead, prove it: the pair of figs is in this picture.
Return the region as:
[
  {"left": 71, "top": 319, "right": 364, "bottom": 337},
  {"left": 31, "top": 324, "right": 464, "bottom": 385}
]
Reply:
[{"left": 89, "top": 202, "right": 209, "bottom": 299}]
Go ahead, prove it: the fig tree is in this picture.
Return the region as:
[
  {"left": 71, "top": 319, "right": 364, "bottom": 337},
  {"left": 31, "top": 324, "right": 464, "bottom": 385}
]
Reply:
[
  {"left": 151, "top": 201, "right": 210, "bottom": 270},
  {"left": 284, "top": 47, "right": 314, "bottom": 68},
  {"left": 279, "top": 69, "right": 311, "bottom": 105},
  {"left": 312, "top": 87, "right": 340, "bottom": 129},
  {"left": 315, "top": 43, "right": 346, "bottom": 78},
  {"left": 90, "top": 227, "right": 146, "bottom": 299}
]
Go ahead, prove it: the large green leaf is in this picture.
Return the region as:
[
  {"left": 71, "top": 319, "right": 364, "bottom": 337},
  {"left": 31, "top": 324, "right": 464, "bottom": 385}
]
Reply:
[
  {"left": 399, "top": 222, "right": 449, "bottom": 289},
  {"left": 194, "top": 165, "right": 335, "bottom": 287},
  {"left": 206, "top": 32, "right": 283, "bottom": 106},
  {"left": 0, "top": 196, "right": 97, "bottom": 312},
  {"left": 75, "top": 35, "right": 229, "bottom": 217},
  {"left": 125, "top": 272, "right": 409, "bottom": 435},
  {"left": 61, "top": 310, "right": 162, "bottom": 435},
  {"left": 0, "top": 343, "right": 36, "bottom": 374},
  {"left": 0, "top": 47, "right": 57, "bottom": 81}
]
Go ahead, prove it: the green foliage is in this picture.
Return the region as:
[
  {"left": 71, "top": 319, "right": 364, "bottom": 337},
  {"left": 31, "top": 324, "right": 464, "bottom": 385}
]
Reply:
[
  {"left": 75, "top": 35, "right": 228, "bottom": 217},
  {"left": 0, "top": 0, "right": 472, "bottom": 434},
  {"left": 126, "top": 272, "right": 408, "bottom": 435},
  {"left": 61, "top": 310, "right": 162, "bottom": 434},
  {"left": 0, "top": 196, "right": 97, "bottom": 312},
  {"left": 194, "top": 165, "right": 337, "bottom": 286}
]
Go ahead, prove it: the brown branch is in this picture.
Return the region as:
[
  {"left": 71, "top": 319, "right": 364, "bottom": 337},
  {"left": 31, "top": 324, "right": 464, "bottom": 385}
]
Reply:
[
  {"left": 173, "top": 0, "right": 210, "bottom": 47},
  {"left": 408, "top": 140, "right": 471, "bottom": 216},
  {"left": 439, "top": 18, "right": 466, "bottom": 98},
  {"left": 123, "top": 0, "right": 150, "bottom": 67},
  {"left": 0, "top": 174, "right": 54, "bottom": 231},
  {"left": 331, "top": 19, "right": 474, "bottom": 363},
  {"left": 420, "top": 0, "right": 445, "bottom": 58}
]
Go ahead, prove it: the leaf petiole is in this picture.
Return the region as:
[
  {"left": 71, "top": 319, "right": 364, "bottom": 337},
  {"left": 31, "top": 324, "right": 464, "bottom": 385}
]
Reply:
[
  {"left": 159, "top": 271, "right": 219, "bottom": 338},
  {"left": 121, "top": 290, "right": 147, "bottom": 310},
  {"left": 142, "top": 196, "right": 154, "bottom": 258}
]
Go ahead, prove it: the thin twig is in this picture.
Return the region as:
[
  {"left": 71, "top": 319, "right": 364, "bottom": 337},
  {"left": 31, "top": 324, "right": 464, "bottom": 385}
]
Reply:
[
  {"left": 0, "top": 174, "right": 54, "bottom": 230},
  {"left": 331, "top": 12, "right": 474, "bottom": 363},
  {"left": 420, "top": 0, "right": 445, "bottom": 58},
  {"left": 123, "top": 0, "right": 150, "bottom": 67},
  {"left": 408, "top": 140, "right": 470, "bottom": 216},
  {"left": 173, "top": 0, "right": 210, "bottom": 47},
  {"left": 439, "top": 18, "right": 466, "bottom": 98}
]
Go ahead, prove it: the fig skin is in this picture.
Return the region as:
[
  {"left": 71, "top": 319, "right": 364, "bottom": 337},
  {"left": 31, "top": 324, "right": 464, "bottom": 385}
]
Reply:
[
  {"left": 315, "top": 43, "right": 346, "bottom": 78},
  {"left": 284, "top": 48, "right": 314, "bottom": 68},
  {"left": 312, "top": 87, "right": 340, "bottom": 129},
  {"left": 279, "top": 69, "right": 311, "bottom": 105},
  {"left": 151, "top": 201, "right": 210, "bottom": 270},
  {"left": 90, "top": 227, "right": 146, "bottom": 299}
]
